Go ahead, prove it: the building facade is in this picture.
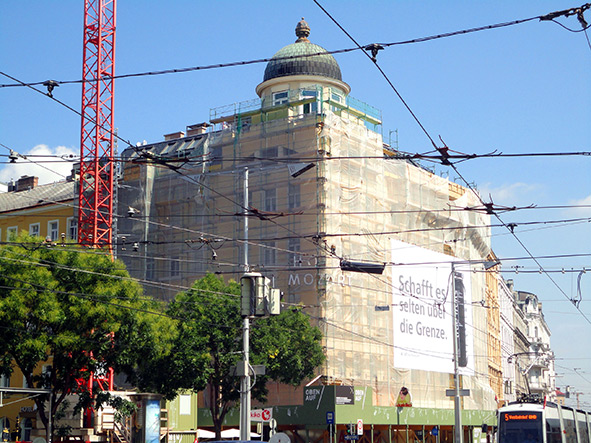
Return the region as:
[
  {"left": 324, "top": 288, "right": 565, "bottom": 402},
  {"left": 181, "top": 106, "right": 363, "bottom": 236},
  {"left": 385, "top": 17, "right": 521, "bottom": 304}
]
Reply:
[
  {"left": 117, "top": 19, "right": 498, "bottom": 442},
  {"left": 498, "top": 277, "right": 516, "bottom": 405},
  {"left": 0, "top": 175, "right": 77, "bottom": 243},
  {"left": 514, "top": 290, "right": 556, "bottom": 401}
]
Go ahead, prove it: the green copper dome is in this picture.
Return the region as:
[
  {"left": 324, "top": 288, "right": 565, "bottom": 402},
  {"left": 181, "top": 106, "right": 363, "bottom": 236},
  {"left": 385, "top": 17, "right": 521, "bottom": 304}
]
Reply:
[{"left": 263, "top": 19, "right": 342, "bottom": 82}]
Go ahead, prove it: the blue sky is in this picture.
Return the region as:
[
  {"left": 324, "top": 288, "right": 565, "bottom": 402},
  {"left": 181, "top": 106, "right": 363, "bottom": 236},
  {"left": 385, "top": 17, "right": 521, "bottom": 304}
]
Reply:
[{"left": 2, "top": 1, "right": 590, "bottom": 406}]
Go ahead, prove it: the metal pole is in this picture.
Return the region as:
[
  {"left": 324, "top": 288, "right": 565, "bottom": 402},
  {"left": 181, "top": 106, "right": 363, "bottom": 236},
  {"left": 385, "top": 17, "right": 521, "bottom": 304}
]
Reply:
[
  {"left": 451, "top": 263, "right": 463, "bottom": 443},
  {"left": 243, "top": 168, "right": 249, "bottom": 273},
  {"left": 48, "top": 393, "right": 52, "bottom": 443},
  {"left": 239, "top": 168, "right": 251, "bottom": 441}
]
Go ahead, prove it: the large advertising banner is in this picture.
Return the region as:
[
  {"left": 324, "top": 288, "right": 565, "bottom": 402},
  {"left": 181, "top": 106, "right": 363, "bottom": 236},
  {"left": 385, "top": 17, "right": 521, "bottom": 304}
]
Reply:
[{"left": 391, "top": 239, "right": 474, "bottom": 375}]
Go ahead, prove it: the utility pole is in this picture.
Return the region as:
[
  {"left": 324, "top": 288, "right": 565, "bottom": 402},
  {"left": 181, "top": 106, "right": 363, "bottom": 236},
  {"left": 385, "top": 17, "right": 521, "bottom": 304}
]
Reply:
[
  {"left": 239, "top": 167, "right": 251, "bottom": 441},
  {"left": 238, "top": 168, "right": 281, "bottom": 440},
  {"left": 451, "top": 263, "right": 463, "bottom": 443}
]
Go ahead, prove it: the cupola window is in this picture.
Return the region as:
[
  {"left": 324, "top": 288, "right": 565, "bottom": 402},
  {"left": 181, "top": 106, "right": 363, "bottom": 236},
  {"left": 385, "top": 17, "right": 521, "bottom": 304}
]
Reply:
[{"left": 273, "top": 91, "right": 289, "bottom": 106}]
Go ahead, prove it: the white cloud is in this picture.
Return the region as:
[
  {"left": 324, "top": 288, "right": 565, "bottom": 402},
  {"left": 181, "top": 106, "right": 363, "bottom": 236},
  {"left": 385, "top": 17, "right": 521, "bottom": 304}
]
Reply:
[
  {"left": 0, "top": 144, "right": 77, "bottom": 186},
  {"left": 567, "top": 194, "right": 591, "bottom": 216},
  {"left": 477, "top": 182, "right": 541, "bottom": 206}
]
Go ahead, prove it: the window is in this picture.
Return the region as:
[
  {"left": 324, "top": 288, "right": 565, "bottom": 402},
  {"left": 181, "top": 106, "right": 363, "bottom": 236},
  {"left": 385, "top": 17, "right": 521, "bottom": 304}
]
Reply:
[
  {"left": 0, "top": 373, "right": 9, "bottom": 387},
  {"left": 288, "top": 184, "right": 300, "bottom": 209},
  {"left": 288, "top": 238, "right": 301, "bottom": 267},
  {"left": 29, "top": 223, "right": 40, "bottom": 237},
  {"left": 239, "top": 116, "right": 251, "bottom": 133},
  {"left": 272, "top": 91, "right": 289, "bottom": 106},
  {"left": 48, "top": 220, "right": 59, "bottom": 241},
  {"left": 67, "top": 217, "right": 78, "bottom": 240},
  {"left": 146, "top": 258, "right": 155, "bottom": 280},
  {"left": 264, "top": 189, "right": 276, "bottom": 212},
  {"left": 260, "top": 147, "right": 278, "bottom": 158},
  {"left": 331, "top": 92, "right": 343, "bottom": 103},
  {"left": 7, "top": 226, "right": 18, "bottom": 240},
  {"left": 263, "top": 242, "right": 276, "bottom": 266},
  {"left": 170, "top": 257, "right": 180, "bottom": 277},
  {"left": 41, "top": 365, "right": 52, "bottom": 388},
  {"left": 330, "top": 91, "right": 343, "bottom": 113},
  {"left": 209, "top": 146, "right": 223, "bottom": 168},
  {"left": 302, "top": 90, "right": 318, "bottom": 114}
]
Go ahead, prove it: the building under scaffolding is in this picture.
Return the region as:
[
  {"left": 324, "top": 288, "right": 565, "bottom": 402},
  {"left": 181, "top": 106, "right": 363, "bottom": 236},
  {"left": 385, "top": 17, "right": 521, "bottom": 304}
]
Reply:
[{"left": 118, "top": 18, "right": 497, "bottom": 443}]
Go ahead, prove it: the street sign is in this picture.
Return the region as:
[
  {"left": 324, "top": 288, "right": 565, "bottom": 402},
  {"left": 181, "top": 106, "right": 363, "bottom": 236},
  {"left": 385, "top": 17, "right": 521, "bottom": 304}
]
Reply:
[
  {"left": 445, "top": 389, "right": 471, "bottom": 397},
  {"left": 344, "top": 436, "right": 359, "bottom": 440},
  {"left": 357, "top": 419, "right": 363, "bottom": 435},
  {"left": 326, "top": 411, "right": 334, "bottom": 425},
  {"left": 251, "top": 408, "right": 273, "bottom": 422}
]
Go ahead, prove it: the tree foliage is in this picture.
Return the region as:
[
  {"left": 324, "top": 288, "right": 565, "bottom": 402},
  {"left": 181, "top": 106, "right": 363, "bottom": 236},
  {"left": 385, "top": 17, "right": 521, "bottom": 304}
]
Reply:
[
  {"left": 0, "top": 235, "right": 173, "bottom": 436},
  {"left": 156, "top": 273, "right": 325, "bottom": 438}
]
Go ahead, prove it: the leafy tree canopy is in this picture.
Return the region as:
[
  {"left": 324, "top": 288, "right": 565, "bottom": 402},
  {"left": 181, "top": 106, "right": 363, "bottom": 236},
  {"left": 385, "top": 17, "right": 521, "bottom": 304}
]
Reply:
[
  {"left": 0, "top": 235, "right": 174, "bottom": 434},
  {"left": 151, "top": 273, "right": 325, "bottom": 438}
]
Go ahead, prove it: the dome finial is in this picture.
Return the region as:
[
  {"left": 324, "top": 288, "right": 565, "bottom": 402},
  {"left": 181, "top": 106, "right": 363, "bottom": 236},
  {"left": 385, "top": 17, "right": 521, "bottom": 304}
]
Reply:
[{"left": 295, "top": 17, "right": 310, "bottom": 42}]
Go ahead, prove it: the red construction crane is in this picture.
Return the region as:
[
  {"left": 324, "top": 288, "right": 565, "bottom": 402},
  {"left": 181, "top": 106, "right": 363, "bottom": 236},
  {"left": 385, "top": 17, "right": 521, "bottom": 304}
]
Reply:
[
  {"left": 77, "top": 0, "right": 117, "bottom": 429},
  {"left": 78, "top": 0, "right": 117, "bottom": 252}
]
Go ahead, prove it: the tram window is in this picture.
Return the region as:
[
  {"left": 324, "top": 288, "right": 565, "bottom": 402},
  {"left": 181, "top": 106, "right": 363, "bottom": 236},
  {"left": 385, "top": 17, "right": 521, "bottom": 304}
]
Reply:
[
  {"left": 499, "top": 412, "right": 542, "bottom": 443},
  {"left": 546, "top": 418, "right": 562, "bottom": 443},
  {"left": 579, "top": 419, "right": 590, "bottom": 443},
  {"left": 564, "top": 417, "right": 577, "bottom": 443}
]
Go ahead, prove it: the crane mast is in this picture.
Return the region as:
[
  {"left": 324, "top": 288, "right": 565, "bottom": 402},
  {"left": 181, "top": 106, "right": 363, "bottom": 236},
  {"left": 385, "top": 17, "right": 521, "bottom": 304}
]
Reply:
[
  {"left": 78, "top": 0, "right": 117, "bottom": 430},
  {"left": 78, "top": 0, "right": 116, "bottom": 251}
]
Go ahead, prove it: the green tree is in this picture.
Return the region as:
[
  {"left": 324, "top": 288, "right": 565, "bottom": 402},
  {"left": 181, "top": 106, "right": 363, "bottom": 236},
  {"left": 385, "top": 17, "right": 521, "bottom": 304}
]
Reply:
[
  {"left": 0, "top": 235, "right": 174, "bottom": 439},
  {"left": 160, "top": 273, "right": 325, "bottom": 439}
]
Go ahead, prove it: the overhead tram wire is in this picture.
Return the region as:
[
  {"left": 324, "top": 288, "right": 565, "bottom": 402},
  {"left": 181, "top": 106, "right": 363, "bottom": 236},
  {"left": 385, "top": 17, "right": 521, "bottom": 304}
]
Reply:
[
  {"left": 3, "top": 12, "right": 588, "bottom": 310},
  {"left": 3, "top": 150, "right": 591, "bottom": 168},
  {"left": 5, "top": 182, "right": 590, "bottom": 275},
  {"left": 0, "top": 5, "right": 575, "bottom": 90},
  {"left": 0, "top": 141, "right": 70, "bottom": 180},
  {"left": 436, "top": 139, "right": 591, "bottom": 326},
  {"left": 313, "top": 0, "right": 439, "bottom": 150},
  {"left": 314, "top": 0, "right": 591, "bottom": 327},
  {"left": 0, "top": 72, "right": 323, "bottom": 266}
]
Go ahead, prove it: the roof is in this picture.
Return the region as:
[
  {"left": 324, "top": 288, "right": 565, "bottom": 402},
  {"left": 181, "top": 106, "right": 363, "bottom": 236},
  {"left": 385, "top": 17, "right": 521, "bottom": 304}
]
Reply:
[
  {"left": 0, "top": 180, "right": 76, "bottom": 213},
  {"left": 263, "top": 19, "right": 342, "bottom": 82}
]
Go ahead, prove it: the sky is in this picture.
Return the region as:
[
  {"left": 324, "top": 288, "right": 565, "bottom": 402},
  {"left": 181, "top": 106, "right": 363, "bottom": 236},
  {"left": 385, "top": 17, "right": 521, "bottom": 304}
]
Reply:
[{"left": 1, "top": 1, "right": 590, "bottom": 408}]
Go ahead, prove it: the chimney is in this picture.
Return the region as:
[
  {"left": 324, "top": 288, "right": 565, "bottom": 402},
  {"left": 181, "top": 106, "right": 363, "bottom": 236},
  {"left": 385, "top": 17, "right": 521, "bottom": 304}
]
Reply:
[
  {"left": 186, "top": 123, "right": 211, "bottom": 136},
  {"left": 16, "top": 175, "right": 38, "bottom": 192},
  {"left": 163, "top": 131, "right": 185, "bottom": 141}
]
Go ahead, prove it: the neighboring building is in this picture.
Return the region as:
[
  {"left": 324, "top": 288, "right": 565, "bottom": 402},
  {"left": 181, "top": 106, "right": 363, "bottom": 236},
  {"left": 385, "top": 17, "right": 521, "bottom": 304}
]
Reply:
[
  {"left": 0, "top": 176, "right": 78, "bottom": 441},
  {"left": 556, "top": 388, "right": 566, "bottom": 405},
  {"left": 507, "top": 279, "right": 531, "bottom": 399},
  {"left": 485, "top": 253, "right": 503, "bottom": 406},
  {"left": 498, "top": 277, "right": 516, "bottom": 405},
  {"left": 118, "top": 19, "right": 498, "bottom": 441},
  {"left": 0, "top": 175, "right": 77, "bottom": 243},
  {"left": 515, "top": 290, "right": 556, "bottom": 401}
]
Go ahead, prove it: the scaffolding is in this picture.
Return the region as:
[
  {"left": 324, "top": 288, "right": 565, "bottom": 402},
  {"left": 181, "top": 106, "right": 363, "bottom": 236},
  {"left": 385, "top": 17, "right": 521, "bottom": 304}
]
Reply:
[{"left": 118, "top": 87, "right": 495, "bottom": 414}]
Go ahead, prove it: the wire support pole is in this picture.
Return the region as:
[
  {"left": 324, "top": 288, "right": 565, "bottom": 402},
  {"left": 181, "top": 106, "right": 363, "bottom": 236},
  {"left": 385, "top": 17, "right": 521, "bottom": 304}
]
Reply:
[
  {"left": 239, "top": 167, "right": 251, "bottom": 441},
  {"left": 451, "top": 262, "right": 463, "bottom": 443}
]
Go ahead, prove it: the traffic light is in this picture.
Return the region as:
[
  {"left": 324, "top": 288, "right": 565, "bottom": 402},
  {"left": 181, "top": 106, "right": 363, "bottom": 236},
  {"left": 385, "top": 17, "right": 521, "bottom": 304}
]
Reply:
[{"left": 240, "top": 273, "right": 281, "bottom": 317}]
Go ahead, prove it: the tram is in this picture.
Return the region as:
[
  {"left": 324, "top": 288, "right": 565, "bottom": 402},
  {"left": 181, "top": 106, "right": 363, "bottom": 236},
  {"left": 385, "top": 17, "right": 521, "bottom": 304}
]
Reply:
[{"left": 498, "top": 396, "right": 591, "bottom": 443}]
